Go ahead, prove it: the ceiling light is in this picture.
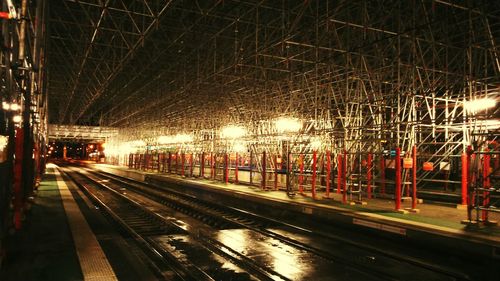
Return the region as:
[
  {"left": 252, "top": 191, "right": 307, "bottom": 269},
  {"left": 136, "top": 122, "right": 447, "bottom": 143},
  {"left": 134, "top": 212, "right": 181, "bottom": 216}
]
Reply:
[
  {"left": 464, "top": 97, "right": 496, "bottom": 114},
  {"left": 274, "top": 117, "right": 302, "bottom": 133},
  {"left": 221, "top": 125, "right": 246, "bottom": 139}
]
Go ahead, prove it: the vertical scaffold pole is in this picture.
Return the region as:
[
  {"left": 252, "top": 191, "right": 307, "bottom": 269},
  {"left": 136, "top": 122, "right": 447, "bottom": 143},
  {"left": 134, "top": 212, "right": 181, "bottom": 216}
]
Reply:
[{"left": 395, "top": 147, "right": 402, "bottom": 210}]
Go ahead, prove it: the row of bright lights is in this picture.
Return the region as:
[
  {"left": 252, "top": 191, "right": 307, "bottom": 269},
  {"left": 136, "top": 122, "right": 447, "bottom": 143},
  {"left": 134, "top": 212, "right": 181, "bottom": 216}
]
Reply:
[{"left": 104, "top": 98, "right": 497, "bottom": 155}]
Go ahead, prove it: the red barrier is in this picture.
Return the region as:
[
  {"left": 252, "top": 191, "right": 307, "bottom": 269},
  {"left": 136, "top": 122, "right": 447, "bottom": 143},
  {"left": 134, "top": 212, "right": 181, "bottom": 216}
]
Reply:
[
  {"left": 261, "top": 151, "right": 266, "bottom": 189},
  {"left": 367, "top": 153, "right": 372, "bottom": 199},
  {"left": 412, "top": 145, "right": 417, "bottom": 210},
  {"left": 312, "top": 150, "right": 317, "bottom": 198},
  {"left": 326, "top": 150, "right": 331, "bottom": 197},
  {"left": 395, "top": 147, "right": 401, "bottom": 210}
]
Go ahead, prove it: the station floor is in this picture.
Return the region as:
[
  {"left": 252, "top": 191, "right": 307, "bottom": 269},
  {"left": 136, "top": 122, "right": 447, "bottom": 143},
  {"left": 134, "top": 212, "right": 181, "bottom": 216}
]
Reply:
[{"left": 0, "top": 164, "right": 121, "bottom": 281}]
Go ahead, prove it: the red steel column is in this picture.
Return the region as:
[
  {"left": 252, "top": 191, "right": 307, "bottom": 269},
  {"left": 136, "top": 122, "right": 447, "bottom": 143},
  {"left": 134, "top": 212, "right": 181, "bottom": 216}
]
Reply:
[
  {"left": 211, "top": 153, "right": 215, "bottom": 179},
  {"left": 412, "top": 145, "right": 417, "bottom": 210},
  {"left": 14, "top": 128, "right": 24, "bottom": 230},
  {"left": 380, "top": 154, "right": 386, "bottom": 195},
  {"left": 224, "top": 153, "right": 229, "bottom": 183},
  {"left": 200, "top": 152, "right": 205, "bottom": 177},
  {"left": 337, "top": 154, "right": 342, "bottom": 194},
  {"left": 311, "top": 150, "right": 317, "bottom": 198},
  {"left": 482, "top": 151, "right": 490, "bottom": 221},
  {"left": 326, "top": 150, "right": 331, "bottom": 198},
  {"left": 343, "top": 150, "right": 347, "bottom": 204},
  {"left": 181, "top": 153, "right": 185, "bottom": 176},
  {"left": 274, "top": 155, "right": 278, "bottom": 190},
  {"left": 367, "top": 153, "right": 372, "bottom": 199},
  {"left": 167, "top": 152, "right": 172, "bottom": 173},
  {"left": 190, "top": 153, "right": 194, "bottom": 177},
  {"left": 461, "top": 152, "right": 468, "bottom": 206},
  {"left": 261, "top": 151, "right": 266, "bottom": 189},
  {"left": 299, "top": 154, "right": 304, "bottom": 193},
  {"left": 395, "top": 147, "right": 402, "bottom": 210},
  {"left": 235, "top": 153, "right": 239, "bottom": 184}
]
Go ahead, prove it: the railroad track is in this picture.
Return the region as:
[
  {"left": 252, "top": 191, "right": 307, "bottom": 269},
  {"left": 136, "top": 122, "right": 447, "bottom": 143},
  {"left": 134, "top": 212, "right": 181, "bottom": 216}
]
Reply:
[{"left": 61, "top": 165, "right": 472, "bottom": 280}]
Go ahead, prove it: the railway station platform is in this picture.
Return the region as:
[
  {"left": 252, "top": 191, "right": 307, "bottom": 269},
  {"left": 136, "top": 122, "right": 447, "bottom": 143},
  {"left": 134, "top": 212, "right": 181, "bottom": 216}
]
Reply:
[
  {"left": 0, "top": 164, "right": 154, "bottom": 281},
  {"left": 92, "top": 163, "right": 500, "bottom": 260}
]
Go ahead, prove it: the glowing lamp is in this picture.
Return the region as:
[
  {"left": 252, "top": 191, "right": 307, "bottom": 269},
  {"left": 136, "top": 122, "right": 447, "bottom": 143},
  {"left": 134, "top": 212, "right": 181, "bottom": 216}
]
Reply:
[
  {"left": 274, "top": 117, "right": 302, "bottom": 133},
  {"left": 221, "top": 125, "right": 246, "bottom": 139},
  {"left": 174, "top": 134, "right": 193, "bottom": 143},
  {"left": 13, "top": 115, "right": 22, "bottom": 123},
  {"left": 10, "top": 103, "right": 19, "bottom": 111},
  {"left": 158, "top": 135, "right": 174, "bottom": 144},
  {"left": 2, "top": 102, "right": 9, "bottom": 110},
  {"left": 464, "top": 98, "right": 496, "bottom": 113}
]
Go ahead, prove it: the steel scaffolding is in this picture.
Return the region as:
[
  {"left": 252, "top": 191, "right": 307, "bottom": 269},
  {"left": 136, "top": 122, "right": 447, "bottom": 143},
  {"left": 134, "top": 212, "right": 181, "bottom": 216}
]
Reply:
[{"left": 47, "top": 1, "right": 499, "bottom": 216}]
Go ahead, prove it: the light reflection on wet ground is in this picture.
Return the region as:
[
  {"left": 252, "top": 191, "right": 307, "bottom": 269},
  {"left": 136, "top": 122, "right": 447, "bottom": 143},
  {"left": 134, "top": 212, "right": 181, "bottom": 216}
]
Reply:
[
  {"left": 153, "top": 234, "right": 259, "bottom": 280},
  {"left": 212, "top": 228, "right": 384, "bottom": 280}
]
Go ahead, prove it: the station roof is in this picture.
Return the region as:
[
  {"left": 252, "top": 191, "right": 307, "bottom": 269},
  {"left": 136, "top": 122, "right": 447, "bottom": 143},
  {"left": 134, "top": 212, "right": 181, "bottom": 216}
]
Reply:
[{"left": 47, "top": 1, "right": 500, "bottom": 132}]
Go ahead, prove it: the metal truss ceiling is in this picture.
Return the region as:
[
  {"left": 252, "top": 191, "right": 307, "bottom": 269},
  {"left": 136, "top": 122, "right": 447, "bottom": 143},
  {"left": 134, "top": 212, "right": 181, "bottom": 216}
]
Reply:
[{"left": 48, "top": 0, "right": 500, "bottom": 129}]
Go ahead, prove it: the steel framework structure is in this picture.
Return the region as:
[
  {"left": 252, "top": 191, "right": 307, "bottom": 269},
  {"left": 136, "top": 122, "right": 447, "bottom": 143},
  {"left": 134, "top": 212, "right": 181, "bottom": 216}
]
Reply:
[{"left": 48, "top": 1, "right": 499, "bottom": 214}]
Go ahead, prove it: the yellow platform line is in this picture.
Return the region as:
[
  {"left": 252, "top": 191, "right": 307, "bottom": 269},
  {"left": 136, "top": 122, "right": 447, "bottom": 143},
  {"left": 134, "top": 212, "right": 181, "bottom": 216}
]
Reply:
[{"left": 51, "top": 164, "right": 118, "bottom": 281}]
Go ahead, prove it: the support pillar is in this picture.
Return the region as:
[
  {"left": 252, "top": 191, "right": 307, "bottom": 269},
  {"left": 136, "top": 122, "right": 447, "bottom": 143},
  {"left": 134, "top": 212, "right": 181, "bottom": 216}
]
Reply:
[
  {"left": 412, "top": 145, "right": 418, "bottom": 210},
  {"left": 261, "top": 151, "right": 266, "bottom": 189},
  {"left": 311, "top": 150, "right": 317, "bottom": 199},
  {"left": 235, "top": 153, "right": 239, "bottom": 184},
  {"left": 395, "top": 147, "right": 402, "bottom": 211},
  {"left": 325, "top": 150, "right": 331, "bottom": 198},
  {"left": 367, "top": 153, "right": 372, "bottom": 199}
]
